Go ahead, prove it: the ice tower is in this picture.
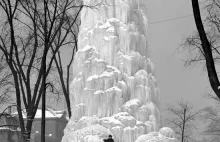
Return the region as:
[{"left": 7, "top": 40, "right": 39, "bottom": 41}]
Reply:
[{"left": 62, "top": 0, "right": 178, "bottom": 142}]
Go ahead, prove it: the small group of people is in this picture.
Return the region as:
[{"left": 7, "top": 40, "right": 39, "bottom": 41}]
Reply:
[{"left": 103, "top": 135, "right": 114, "bottom": 142}]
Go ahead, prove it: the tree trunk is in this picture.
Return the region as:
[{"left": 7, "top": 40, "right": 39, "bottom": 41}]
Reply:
[
  {"left": 54, "top": 55, "right": 72, "bottom": 118},
  {"left": 25, "top": 119, "right": 34, "bottom": 142},
  {"left": 12, "top": 73, "right": 27, "bottom": 141},
  {"left": 182, "top": 108, "right": 186, "bottom": 142},
  {"left": 66, "top": 97, "right": 71, "bottom": 118},
  {"left": 192, "top": 0, "right": 220, "bottom": 98},
  {"left": 41, "top": 47, "right": 47, "bottom": 142},
  {"left": 41, "top": 55, "right": 46, "bottom": 142},
  {"left": 41, "top": 1, "right": 48, "bottom": 141},
  {"left": 41, "top": 89, "right": 46, "bottom": 142}
]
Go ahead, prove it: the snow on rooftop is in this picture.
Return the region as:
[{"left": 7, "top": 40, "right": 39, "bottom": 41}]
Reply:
[
  {"left": 13, "top": 108, "right": 66, "bottom": 119},
  {"left": 0, "top": 127, "right": 20, "bottom": 131}
]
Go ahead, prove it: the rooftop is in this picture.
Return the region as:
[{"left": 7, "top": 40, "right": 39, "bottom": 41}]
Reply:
[{"left": 12, "top": 107, "right": 68, "bottom": 120}]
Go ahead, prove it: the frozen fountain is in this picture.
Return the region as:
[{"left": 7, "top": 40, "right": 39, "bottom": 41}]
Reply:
[{"left": 62, "top": 0, "right": 178, "bottom": 142}]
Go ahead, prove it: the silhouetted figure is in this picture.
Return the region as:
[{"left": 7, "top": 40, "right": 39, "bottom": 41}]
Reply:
[{"left": 104, "top": 135, "right": 114, "bottom": 142}]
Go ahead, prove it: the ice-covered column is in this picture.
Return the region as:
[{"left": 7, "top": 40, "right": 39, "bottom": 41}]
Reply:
[{"left": 62, "top": 0, "right": 179, "bottom": 142}]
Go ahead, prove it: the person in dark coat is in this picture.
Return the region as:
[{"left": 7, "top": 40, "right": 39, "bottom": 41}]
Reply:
[{"left": 104, "top": 135, "right": 114, "bottom": 142}]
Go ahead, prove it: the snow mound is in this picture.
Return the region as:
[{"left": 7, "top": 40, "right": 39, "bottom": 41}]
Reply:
[
  {"left": 135, "top": 132, "right": 179, "bottom": 142},
  {"left": 159, "top": 127, "right": 176, "bottom": 138},
  {"left": 74, "top": 116, "right": 99, "bottom": 130},
  {"left": 63, "top": 124, "right": 112, "bottom": 142}
]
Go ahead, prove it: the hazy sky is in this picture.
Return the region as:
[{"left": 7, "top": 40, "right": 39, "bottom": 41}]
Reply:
[
  {"left": 143, "top": 0, "right": 213, "bottom": 109},
  {"left": 143, "top": 0, "right": 213, "bottom": 137}
]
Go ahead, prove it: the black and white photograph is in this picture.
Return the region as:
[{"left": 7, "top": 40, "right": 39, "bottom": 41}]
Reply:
[{"left": 0, "top": 0, "right": 217, "bottom": 142}]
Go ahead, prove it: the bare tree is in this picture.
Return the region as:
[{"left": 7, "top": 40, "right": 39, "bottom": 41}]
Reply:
[
  {"left": 183, "top": 0, "right": 220, "bottom": 99},
  {"left": 51, "top": 12, "right": 80, "bottom": 118},
  {"left": 50, "top": 0, "right": 105, "bottom": 118},
  {"left": 52, "top": 47, "right": 76, "bottom": 118},
  {"left": 202, "top": 105, "right": 220, "bottom": 141},
  {"left": 198, "top": 93, "right": 220, "bottom": 141},
  {"left": 167, "top": 101, "right": 200, "bottom": 142},
  {"left": 0, "top": 0, "right": 84, "bottom": 141},
  {"left": 0, "top": 54, "right": 13, "bottom": 104}
]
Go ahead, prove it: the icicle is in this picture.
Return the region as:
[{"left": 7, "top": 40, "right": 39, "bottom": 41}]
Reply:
[{"left": 62, "top": 0, "right": 179, "bottom": 142}]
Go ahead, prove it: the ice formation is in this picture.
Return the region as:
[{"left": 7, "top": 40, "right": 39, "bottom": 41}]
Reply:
[{"left": 62, "top": 0, "right": 178, "bottom": 142}]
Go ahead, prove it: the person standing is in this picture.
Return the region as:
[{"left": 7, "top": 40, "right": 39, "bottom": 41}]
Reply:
[{"left": 104, "top": 135, "right": 114, "bottom": 142}]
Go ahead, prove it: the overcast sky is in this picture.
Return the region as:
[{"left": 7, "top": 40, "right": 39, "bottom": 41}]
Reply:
[
  {"left": 143, "top": 0, "right": 214, "bottom": 138},
  {"left": 143, "top": 0, "right": 213, "bottom": 110}
]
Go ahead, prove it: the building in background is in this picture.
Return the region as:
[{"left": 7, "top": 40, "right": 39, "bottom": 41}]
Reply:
[
  {"left": 0, "top": 112, "right": 22, "bottom": 142},
  {"left": 13, "top": 107, "right": 68, "bottom": 142}
]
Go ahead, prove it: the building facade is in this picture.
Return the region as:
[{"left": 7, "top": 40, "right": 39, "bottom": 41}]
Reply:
[
  {"left": 12, "top": 107, "right": 68, "bottom": 142},
  {"left": 0, "top": 113, "right": 22, "bottom": 142},
  {"left": 31, "top": 109, "right": 68, "bottom": 142}
]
